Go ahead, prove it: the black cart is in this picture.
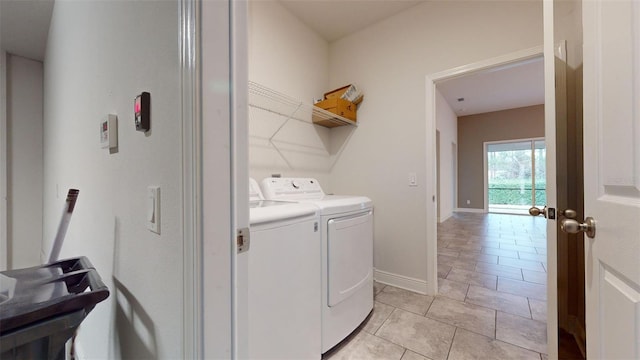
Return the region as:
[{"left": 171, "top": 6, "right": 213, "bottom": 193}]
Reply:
[{"left": 0, "top": 257, "right": 109, "bottom": 360}]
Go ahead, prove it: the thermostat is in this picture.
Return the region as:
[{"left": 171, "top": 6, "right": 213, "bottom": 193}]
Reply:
[
  {"left": 100, "top": 114, "right": 118, "bottom": 149},
  {"left": 134, "top": 92, "right": 150, "bottom": 132}
]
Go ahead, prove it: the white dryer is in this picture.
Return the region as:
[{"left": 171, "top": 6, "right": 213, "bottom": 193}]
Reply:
[
  {"left": 260, "top": 177, "right": 374, "bottom": 353},
  {"left": 243, "top": 179, "right": 321, "bottom": 359}
]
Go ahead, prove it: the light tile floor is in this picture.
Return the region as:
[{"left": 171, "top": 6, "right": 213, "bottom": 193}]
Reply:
[{"left": 324, "top": 212, "right": 547, "bottom": 360}]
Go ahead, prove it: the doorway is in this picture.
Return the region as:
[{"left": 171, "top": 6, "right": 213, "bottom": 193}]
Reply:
[
  {"left": 427, "top": 46, "right": 555, "bottom": 356},
  {"left": 485, "top": 138, "right": 546, "bottom": 215}
]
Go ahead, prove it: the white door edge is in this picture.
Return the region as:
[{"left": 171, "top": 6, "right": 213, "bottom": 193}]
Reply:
[
  {"left": 181, "top": 0, "right": 202, "bottom": 358},
  {"left": 0, "top": 51, "right": 6, "bottom": 271}
]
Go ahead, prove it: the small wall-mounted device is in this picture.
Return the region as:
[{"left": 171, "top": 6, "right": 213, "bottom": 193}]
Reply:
[
  {"left": 134, "top": 92, "right": 150, "bottom": 132},
  {"left": 100, "top": 114, "right": 118, "bottom": 149}
]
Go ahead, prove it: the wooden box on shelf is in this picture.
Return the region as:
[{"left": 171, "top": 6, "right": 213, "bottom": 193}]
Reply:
[
  {"left": 312, "top": 98, "right": 357, "bottom": 128},
  {"left": 324, "top": 85, "right": 351, "bottom": 100}
]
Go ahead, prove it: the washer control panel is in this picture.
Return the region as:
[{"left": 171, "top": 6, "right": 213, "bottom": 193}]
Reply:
[{"left": 261, "top": 178, "right": 325, "bottom": 200}]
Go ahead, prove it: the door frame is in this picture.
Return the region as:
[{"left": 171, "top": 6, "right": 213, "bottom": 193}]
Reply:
[
  {"left": 425, "top": 45, "right": 558, "bottom": 357},
  {"left": 483, "top": 137, "right": 546, "bottom": 213},
  {"left": 180, "top": 0, "right": 202, "bottom": 358},
  {"left": 181, "top": 0, "right": 249, "bottom": 358},
  {"left": 0, "top": 51, "right": 6, "bottom": 271}
]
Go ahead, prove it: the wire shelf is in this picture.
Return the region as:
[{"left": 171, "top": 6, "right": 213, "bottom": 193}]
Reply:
[{"left": 248, "top": 81, "right": 357, "bottom": 128}]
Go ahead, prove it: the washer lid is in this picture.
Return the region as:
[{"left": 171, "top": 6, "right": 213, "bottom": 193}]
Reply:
[
  {"left": 249, "top": 202, "right": 317, "bottom": 226},
  {"left": 309, "top": 195, "right": 373, "bottom": 215}
]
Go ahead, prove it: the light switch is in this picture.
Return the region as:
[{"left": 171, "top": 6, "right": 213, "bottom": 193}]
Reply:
[
  {"left": 147, "top": 186, "right": 160, "bottom": 234},
  {"left": 408, "top": 172, "right": 418, "bottom": 187}
]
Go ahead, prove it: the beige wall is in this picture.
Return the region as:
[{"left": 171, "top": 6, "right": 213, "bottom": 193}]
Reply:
[
  {"left": 6, "top": 54, "right": 43, "bottom": 269},
  {"left": 328, "top": 1, "right": 543, "bottom": 285},
  {"left": 44, "top": 1, "right": 183, "bottom": 357},
  {"left": 457, "top": 105, "right": 545, "bottom": 210}
]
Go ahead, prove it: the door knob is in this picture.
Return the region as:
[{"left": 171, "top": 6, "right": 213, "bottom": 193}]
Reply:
[
  {"left": 529, "top": 206, "right": 547, "bottom": 218},
  {"left": 560, "top": 209, "right": 577, "bottom": 219},
  {"left": 560, "top": 217, "right": 596, "bottom": 238}
]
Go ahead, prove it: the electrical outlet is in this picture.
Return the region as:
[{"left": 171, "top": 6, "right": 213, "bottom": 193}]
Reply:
[{"left": 466, "top": 200, "right": 471, "bottom": 205}]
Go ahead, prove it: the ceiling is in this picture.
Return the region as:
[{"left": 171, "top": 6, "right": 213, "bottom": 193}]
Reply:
[
  {"left": 437, "top": 56, "right": 545, "bottom": 117},
  {"left": 0, "top": 0, "right": 54, "bottom": 61},
  {"left": 279, "top": 0, "right": 426, "bottom": 43},
  {"left": 0, "top": 0, "right": 544, "bottom": 117}
]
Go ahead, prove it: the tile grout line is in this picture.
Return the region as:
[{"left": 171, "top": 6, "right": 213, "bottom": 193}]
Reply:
[
  {"left": 371, "top": 302, "right": 397, "bottom": 336},
  {"left": 445, "top": 327, "right": 458, "bottom": 360}
]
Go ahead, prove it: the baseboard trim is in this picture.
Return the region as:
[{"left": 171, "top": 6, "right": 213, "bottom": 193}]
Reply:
[
  {"left": 438, "top": 212, "right": 452, "bottom": 223},
  {"left": 454, "top": 208, "right": 486, "bottom": 213},
  {"left": 374, "top": 269, "right": 428, "bottom": 295}
]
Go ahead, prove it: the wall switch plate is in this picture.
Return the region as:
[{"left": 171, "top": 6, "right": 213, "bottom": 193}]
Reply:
[
  {"left": 100, "top": 114, "right": 118, "bottom": 149},
  {"left": 408, "top": 172, "right": 418, "bottom": 187},
  {"left": 147, "top": 186, "right": 160, "bottom": 234}
]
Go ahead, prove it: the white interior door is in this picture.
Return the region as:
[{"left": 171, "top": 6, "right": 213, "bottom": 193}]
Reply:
[{"left": 582, "top": 0, "right": 640, "bottom": 358}]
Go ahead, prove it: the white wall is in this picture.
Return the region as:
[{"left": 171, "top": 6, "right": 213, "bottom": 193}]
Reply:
[
  {"left": 43, "top": 1, "right": 182, "bottom": 358},
  {"left": 328, "top": 1, "right": 543, "bottom": 283},
  {"left": 6, "top": 53, "right": 43, "bottom": 269},
  {"left": 248, "top": 1, "right": 336, "bottom": 189},
  {"left": 436, "top": 89, "right": 457, "bottom": 223}
]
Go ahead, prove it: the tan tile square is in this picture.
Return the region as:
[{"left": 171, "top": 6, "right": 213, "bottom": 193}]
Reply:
[
  {"left": 377, "top": 309, "right": 455, "bottom": 360},
  {"left": 401, "top": 350, "right": 431, "bottom": 360},
  {"left": 475, "top": 261, "right": 523, "bottom": 280},
  {"left": 482, "top": 247, "right": 519, "bottom": 259},
  {"left": 529, "top": 298, "right": 547, "bottom": 322},
  {"left": 499, "top": 257, "right": 546, "bottom": 272},
  {"left": 376, "top": 286, "right": 434, "bottom": 316},
  {"left": 362, "top": 301, "right": 395, "bottom": 334},
  {"left": 518, "top": 252, "right": 547, "bottom": 262},
  {"left": 438, "top": 255, "right": 476, "bottom": 271},
  {"left": 465, "top": 285, "right": 531, "bottom": 318},
  {"left": 458, "top": 252, "right": 498, "bottom": 264},
  {"left": 438, "top": 248, "right": 461, "bottom": 258},
  {"left": 522, "top": 269, "right": 547, "bottom": 285},
  {"left": 447, "top": 243, "right": 483, "bottom": 252},
  {"left": 437, "top": 278, "right": 469, "bottom": 302},
  {"left": 438, "top": 263, "right": 452, "bottom": 279},
  {"left": 499, "top": 243, "right": 538, "bottom": 254},
  {"left": 325, "top": 329, "right": 405, "bottom": 360},
  {"left": 496, "top": 311, "right": 547, "bottom": 354},
  {"left": 374, "top": 281, "right": 386, "bottom": 295},
  {"left": 449, "top": 328, "right": 541, "bottom": 360},
  {"left": 446, "top": 268, "right": 497, "bottom": 290},
  {"left": 498, "top": 278, "right": 546, "bottom": 301},
  {"left": 426, "top": 297, "right": 496, "bottom": 337}
]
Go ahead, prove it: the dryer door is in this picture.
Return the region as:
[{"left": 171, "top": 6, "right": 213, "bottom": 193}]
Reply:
[{"left": 327, "top": 210, "right": 373, "bottom": 307}]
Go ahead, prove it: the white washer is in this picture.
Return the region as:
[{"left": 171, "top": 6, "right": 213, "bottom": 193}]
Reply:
[
  {"left": 260, "top": 177, "right": 374, "bottom": 353},
  {"left": 243, "top": 179, "right": 321, "bottom": 359}
]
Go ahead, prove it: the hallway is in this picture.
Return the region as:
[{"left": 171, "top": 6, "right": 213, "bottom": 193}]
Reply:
[{"left": 325, "top": 212, "right": 548, "bottom": 360}]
